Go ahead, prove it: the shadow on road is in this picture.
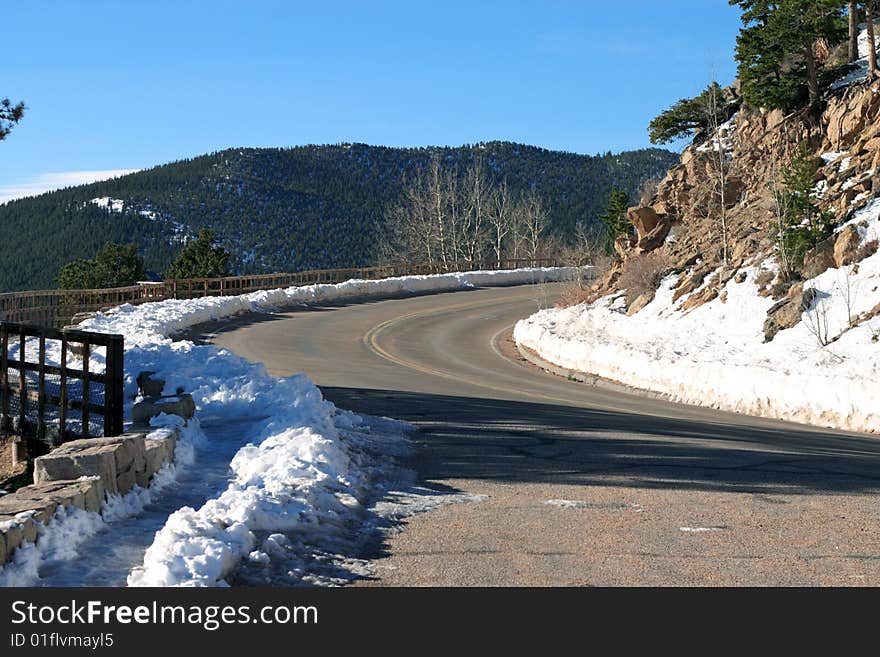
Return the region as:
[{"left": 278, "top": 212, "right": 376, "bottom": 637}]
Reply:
[{"left": 321, "top": 386, "right": 880, "bottom": 496}]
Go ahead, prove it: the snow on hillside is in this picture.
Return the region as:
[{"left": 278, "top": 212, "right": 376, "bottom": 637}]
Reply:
[
  {"left": 831, "top": 23, "right": 880, "bottom": 90},
  {"left": 515, "top": 206, "right": 880, "bottom": 434}
]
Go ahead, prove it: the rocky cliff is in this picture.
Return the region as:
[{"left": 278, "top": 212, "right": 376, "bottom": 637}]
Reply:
[{"left": 593, "top": 76, "right": 880, "bottom": 340}]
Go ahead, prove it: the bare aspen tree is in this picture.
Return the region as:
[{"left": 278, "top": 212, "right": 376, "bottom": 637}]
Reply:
[
  {"left": 428, "top": 155, "right": 450, "bottom": 270},
  {"left": 768, "top": 160, "right": 795, "bottom": 280},
  {"left": 411, "top": 170, "right": 436, "bottom": 264},
  {"left": 702, "top": 80, "right": 734, "bottom": 270},
  {"left": 522, "top": 190, "right": 549, "bottom": 261},
  {"left": 388, "top": 155, "right": 555, "bottom": 269},
  {"left": 462, "top": 159, "right": 489, "bottom": 264},
  {"left": 392, "top": 169, "right": 436, "bottom": 264},
  {"left": 509, "top": 200, "right": 527, "bottom": 259},
  {"left": 444, "top": 166, "right": 462, "bottom": 265},
  {"left": 488, "top": 179, "right": 513, "bottom": 267}
]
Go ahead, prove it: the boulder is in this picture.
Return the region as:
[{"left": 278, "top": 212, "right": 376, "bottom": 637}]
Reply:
[
  {"left": 672, "top": 266, "right": 710, "bottom": 303},
  {"left": 136, "top": 371, "right": 166, "bottom": 398},
  {"left": 626, "top": 291, "right": 654, "bottom": 316},
  {"left": 116, "top": 469, "right": 137, "bottom": 495},
  {"left": 723, "top": 176, "right": 746, "bottom": 208},
  {"left": 34, "top": 434, "right": 146, "bottom": 496},
  {"left": 15, "top": 478, "right": 105, "bottom": 514},
  {"left": 637, "top": 223, "right": 672, "bottom": 253},
  {"left": 834, "top": 224, "right": 862, "bottom": 267},
  {"left": 626, "top": 206, "right": 672, "bottom": 253},
  {"left": 0, "top": 516, "right": 38, "bottom": 563},
  {"left": 801, "top": 236, "right": 836, "bottom": 279},
  {"left": 144, "top": 438, "right": 169, "bottom": 477},
  {"left": 680, "top": 283, "right": 718, "bottom": 311},
  {"left": 0, "top": 494, "right": 57, "bottom": 525},
  {"left": 131, "top": 394, "right": 196, "bottom": 428},
  {"left": 628, "top": 206, "right": 662, "bottom": 238},
  {"left": 763, "top": 285, "right": 820, "bottom": 341}
]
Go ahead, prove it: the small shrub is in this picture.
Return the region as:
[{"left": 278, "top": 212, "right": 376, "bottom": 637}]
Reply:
[
  {"left": 618, "top": 251, "right": 671, "bottom": 304},
  {"left": 555, "top": 281, "right": 596, "bottom": 308}
]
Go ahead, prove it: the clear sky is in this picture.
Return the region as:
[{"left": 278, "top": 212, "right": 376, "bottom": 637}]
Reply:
[{"left": 1, "top": 1, "right": 742, "bottom": 202}]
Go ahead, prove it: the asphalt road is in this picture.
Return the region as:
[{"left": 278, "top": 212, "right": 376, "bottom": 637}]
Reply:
[{"left": 203, "top": 282, "right": 880, "bottom": 586}]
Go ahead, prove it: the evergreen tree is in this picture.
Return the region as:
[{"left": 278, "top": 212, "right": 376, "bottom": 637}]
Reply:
[
  {"left": 0, "top": 98, "right": 25, "bottom": 141},
  {"left": 730, "top": 0, "right": 846, "bottom": 110},
  {"left": 59, "top": 243, "right": 145, "bottom": 289},
  {"left": 648, "top": 82, "right": 739, "bottom": 145},
  {"left": 600, "top": 188, "right": 631, "bottom": 254},
  {"left": 774, "top": 146, "right": 834, "bottom": 272},
  {"left": 165, "top": 229, "right": 231, "bottom": 279}
]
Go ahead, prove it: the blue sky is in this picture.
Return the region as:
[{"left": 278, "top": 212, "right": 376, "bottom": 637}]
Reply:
[{"left": 1, "top": 1, "right": 741, "bottom": 201}]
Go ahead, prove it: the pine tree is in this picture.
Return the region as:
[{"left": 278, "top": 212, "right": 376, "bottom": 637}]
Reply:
[
  {"left": 600, "top": 188, "right": 631, "bottom": 254},
  {"left": 59, "top": 243, "right": 145, "bottom": 289},
  {"left": 774, "top": 146, "right": 834, "bottom": 271},
  {"left": 164, "top": 229, "right": 231, "bottom": 279},
  {"left": 0, "top": 98, "right": 25, "bottom": 141},
  {"left": 648, "top": 82, "right": 739, "bottom": 145},
  {"left": 730, "top": 0, "right": 846, "bottom": 110}
]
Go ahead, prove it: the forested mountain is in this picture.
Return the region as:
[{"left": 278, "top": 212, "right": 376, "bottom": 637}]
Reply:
[{"left": 0, "top": 142, "right": 677, "bottom": 291}]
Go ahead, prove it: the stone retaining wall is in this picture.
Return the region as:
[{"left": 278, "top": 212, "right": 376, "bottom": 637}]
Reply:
[{"left": 0, "top": 429, "right": 179, "bottom": 566}]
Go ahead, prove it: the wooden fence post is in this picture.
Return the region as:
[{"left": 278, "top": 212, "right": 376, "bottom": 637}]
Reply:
[
  {"left": 104, "top": 334, "right": 124, "bottom": 437},
  {"left": 0, "top": 325, "right": 8, "bottom": 433}
]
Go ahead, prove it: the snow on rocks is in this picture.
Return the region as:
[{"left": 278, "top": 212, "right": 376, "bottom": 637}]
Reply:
[
  {"left": 0, "top": 417, "right": 201, "bottom": 586},
  {"left": 515, "top": 205, "right": 880, "bottom": 434}
]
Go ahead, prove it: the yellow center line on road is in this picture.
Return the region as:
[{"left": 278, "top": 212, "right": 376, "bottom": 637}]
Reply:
[{"left": 361, "top": 293, "right": 656, "bottom": 417}]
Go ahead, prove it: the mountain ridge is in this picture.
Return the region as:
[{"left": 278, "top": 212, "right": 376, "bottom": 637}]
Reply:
[{"left": 0, "top": 141, "right": 677, "bottom": 291}]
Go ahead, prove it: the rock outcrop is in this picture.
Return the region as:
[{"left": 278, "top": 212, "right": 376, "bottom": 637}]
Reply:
[{"left": 588, "top": 75, "right": 880, "bottom": 333}]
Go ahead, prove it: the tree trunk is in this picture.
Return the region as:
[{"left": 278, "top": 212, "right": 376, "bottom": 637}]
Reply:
[
  {"left": 868, "top": 0, "right": 878, "bottom": 79},
  {"left": 850, "top": 1, "right": 860, "bottom": 63},
  {"left": 804, "top": 37, "right": 820, "bottom": 108}
]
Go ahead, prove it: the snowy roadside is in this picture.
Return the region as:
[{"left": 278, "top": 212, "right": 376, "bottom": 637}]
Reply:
[
  {"left": 515, "top": 203, "right": 880, "bottom": 434},
  {"left": 3, "top": 267, "right": 572, "bottom": 586},
  {"left": 0, "top": 415, "right": 202, "bottom": 586}
]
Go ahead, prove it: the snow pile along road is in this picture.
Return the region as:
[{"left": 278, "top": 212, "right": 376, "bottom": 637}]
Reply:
[
  {"left": 515, "top": 203, "right": 880, "bottom": 434},
  {"left": 52, "top": 267, "right": 566, "bottom": 586}
]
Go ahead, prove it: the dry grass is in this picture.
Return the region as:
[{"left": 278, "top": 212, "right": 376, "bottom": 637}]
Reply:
[
  {"left": 555, "top": 280, "right": 596, "bottom": 308},
  {"left": 618, "top": 251, "right": 671, "bottom": 304}
]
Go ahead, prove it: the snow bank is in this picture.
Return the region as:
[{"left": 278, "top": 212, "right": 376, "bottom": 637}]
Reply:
[
  {"left": 78, "top": 267, "right": 566, "bottom": 586},
  {"left": 515, "top": 204, "right": 880, "bottom": 434},
  {"left": 76, "top": 266, "right": 578, "bottom": 350},
  {"left": 1, "top": 266, "right": 571, "bottom": 586}
]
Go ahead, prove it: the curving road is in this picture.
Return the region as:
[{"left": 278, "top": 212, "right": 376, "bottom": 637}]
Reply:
[{"left": 201, "top": 282, "right": 880, "bottom": 586}]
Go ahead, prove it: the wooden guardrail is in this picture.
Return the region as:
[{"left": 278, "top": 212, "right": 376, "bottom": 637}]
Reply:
[
  {"left": 0, "top": 258, "right": 559, "bottom": 327},
  {"left": 0, "top": 322, "right": 124, "bottom": 454}
]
